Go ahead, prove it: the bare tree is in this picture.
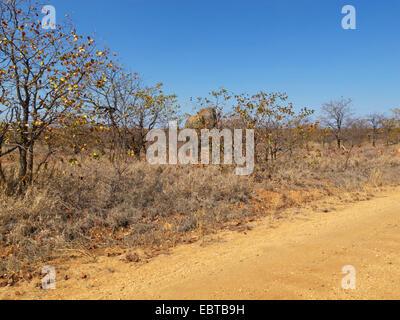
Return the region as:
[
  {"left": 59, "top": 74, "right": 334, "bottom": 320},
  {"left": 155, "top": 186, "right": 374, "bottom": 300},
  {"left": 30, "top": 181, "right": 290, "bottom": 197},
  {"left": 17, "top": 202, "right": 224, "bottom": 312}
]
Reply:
[
  {"left": 346, "top": 118, "right": 368, "bottom": 148},
  {"left": 321, "top": 97, "right": 353, "bottom": 149},
  {"left": 366, "top": 113, "right": 384, "bottom": 147},
  {"left": 86, "top": 67, "right": 179, "bottom": 160}
]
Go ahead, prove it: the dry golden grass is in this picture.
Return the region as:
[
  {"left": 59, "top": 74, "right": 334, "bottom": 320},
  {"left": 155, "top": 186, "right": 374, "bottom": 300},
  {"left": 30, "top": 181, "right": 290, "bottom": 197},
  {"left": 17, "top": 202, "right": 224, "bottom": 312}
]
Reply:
[{"left": 1, "top": 143, "right": 400, "bottom": 284}]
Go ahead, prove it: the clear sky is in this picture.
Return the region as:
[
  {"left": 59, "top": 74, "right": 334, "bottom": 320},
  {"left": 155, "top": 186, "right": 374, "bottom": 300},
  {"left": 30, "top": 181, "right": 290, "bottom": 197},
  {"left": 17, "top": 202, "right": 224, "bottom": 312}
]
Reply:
[{"left": 50, "top": 0, "right": 400, "bottom": 116}]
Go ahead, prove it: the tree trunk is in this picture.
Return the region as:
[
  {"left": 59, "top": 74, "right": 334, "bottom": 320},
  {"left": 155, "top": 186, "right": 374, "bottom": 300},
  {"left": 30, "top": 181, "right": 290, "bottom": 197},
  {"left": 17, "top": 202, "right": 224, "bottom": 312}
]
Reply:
[
  {"left": 27, "top": 142, "right": 34, "bottom": 183},
  {"left": 337, "top": 137, "right": 341, "bottom": 149},
  {"left": 17, "top": 147, "right": 28, "bottom": 193}
]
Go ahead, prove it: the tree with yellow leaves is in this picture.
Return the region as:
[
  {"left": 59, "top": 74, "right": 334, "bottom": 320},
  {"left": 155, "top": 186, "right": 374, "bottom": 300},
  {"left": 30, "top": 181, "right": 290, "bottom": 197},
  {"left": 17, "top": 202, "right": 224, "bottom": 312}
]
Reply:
[
  {"left": 0, "top": 0, "right": 108, "bottom": 192},
  {"left": 233, "top": 91, "right": 314, "bottom": 164}
]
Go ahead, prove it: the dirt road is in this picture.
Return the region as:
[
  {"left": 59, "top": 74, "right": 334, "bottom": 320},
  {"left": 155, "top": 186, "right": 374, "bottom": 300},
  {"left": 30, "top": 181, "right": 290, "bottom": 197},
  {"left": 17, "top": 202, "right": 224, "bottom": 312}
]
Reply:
[{"left": 3, "top": 187, "right": 400, "bottom": 300}]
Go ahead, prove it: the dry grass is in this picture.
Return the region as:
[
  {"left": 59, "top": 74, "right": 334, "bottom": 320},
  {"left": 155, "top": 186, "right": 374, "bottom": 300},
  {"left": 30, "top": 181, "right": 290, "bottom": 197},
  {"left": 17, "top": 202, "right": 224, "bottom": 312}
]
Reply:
[
  {"left": 254, "top": 145, "right": 400, "bottom": 192},
  {"left": 1, "top": 144, "right": 400, "bottom": 280},
  {"left": 0, "top": 160, "right": 252, "bottom": 276}
]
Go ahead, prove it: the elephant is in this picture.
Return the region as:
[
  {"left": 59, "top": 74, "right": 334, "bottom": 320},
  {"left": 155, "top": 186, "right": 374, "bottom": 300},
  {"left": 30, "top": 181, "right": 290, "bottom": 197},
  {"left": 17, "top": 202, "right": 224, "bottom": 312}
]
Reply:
[{"left": 185, "top": 107, "right": 217, "bottom": 130}]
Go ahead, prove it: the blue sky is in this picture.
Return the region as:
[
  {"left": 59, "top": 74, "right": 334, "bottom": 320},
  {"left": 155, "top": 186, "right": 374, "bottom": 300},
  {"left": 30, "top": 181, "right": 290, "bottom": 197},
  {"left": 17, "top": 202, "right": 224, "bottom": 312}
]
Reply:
[{"left": 50, "top": 0, "right": 400, "bottom": 116}]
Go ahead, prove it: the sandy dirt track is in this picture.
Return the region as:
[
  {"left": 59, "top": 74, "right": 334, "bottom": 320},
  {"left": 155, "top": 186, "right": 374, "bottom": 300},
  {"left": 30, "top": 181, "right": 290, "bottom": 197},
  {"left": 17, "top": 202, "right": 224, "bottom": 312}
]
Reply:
[{"left": 2, "top": 187, "right": 400, "bottom": 300}]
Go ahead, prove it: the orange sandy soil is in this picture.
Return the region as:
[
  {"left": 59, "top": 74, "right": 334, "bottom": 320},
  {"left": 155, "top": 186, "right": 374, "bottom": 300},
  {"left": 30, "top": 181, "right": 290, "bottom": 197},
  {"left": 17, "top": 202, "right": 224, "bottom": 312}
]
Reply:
[{"left": 1, "top": 186, "right": 400, "bottom": 300}]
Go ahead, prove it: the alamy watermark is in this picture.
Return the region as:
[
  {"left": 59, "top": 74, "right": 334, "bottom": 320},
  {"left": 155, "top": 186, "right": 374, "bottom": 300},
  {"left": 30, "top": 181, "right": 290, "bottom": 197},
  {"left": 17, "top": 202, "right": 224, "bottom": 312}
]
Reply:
[
  {"left": 41, "top": 265, "right": 56, "bottom": 290},
  {"left": 42, "top": 5, "right": 56, "bottom": 30},
  {"left": 145, "top": 121, "right": 255, "bottom": 176},
  {"left": 342, "top": 5, "right": 356, "bottom": 30},
  {"left": 341, "top": 265, "right": 356, "bottom": 290}
]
